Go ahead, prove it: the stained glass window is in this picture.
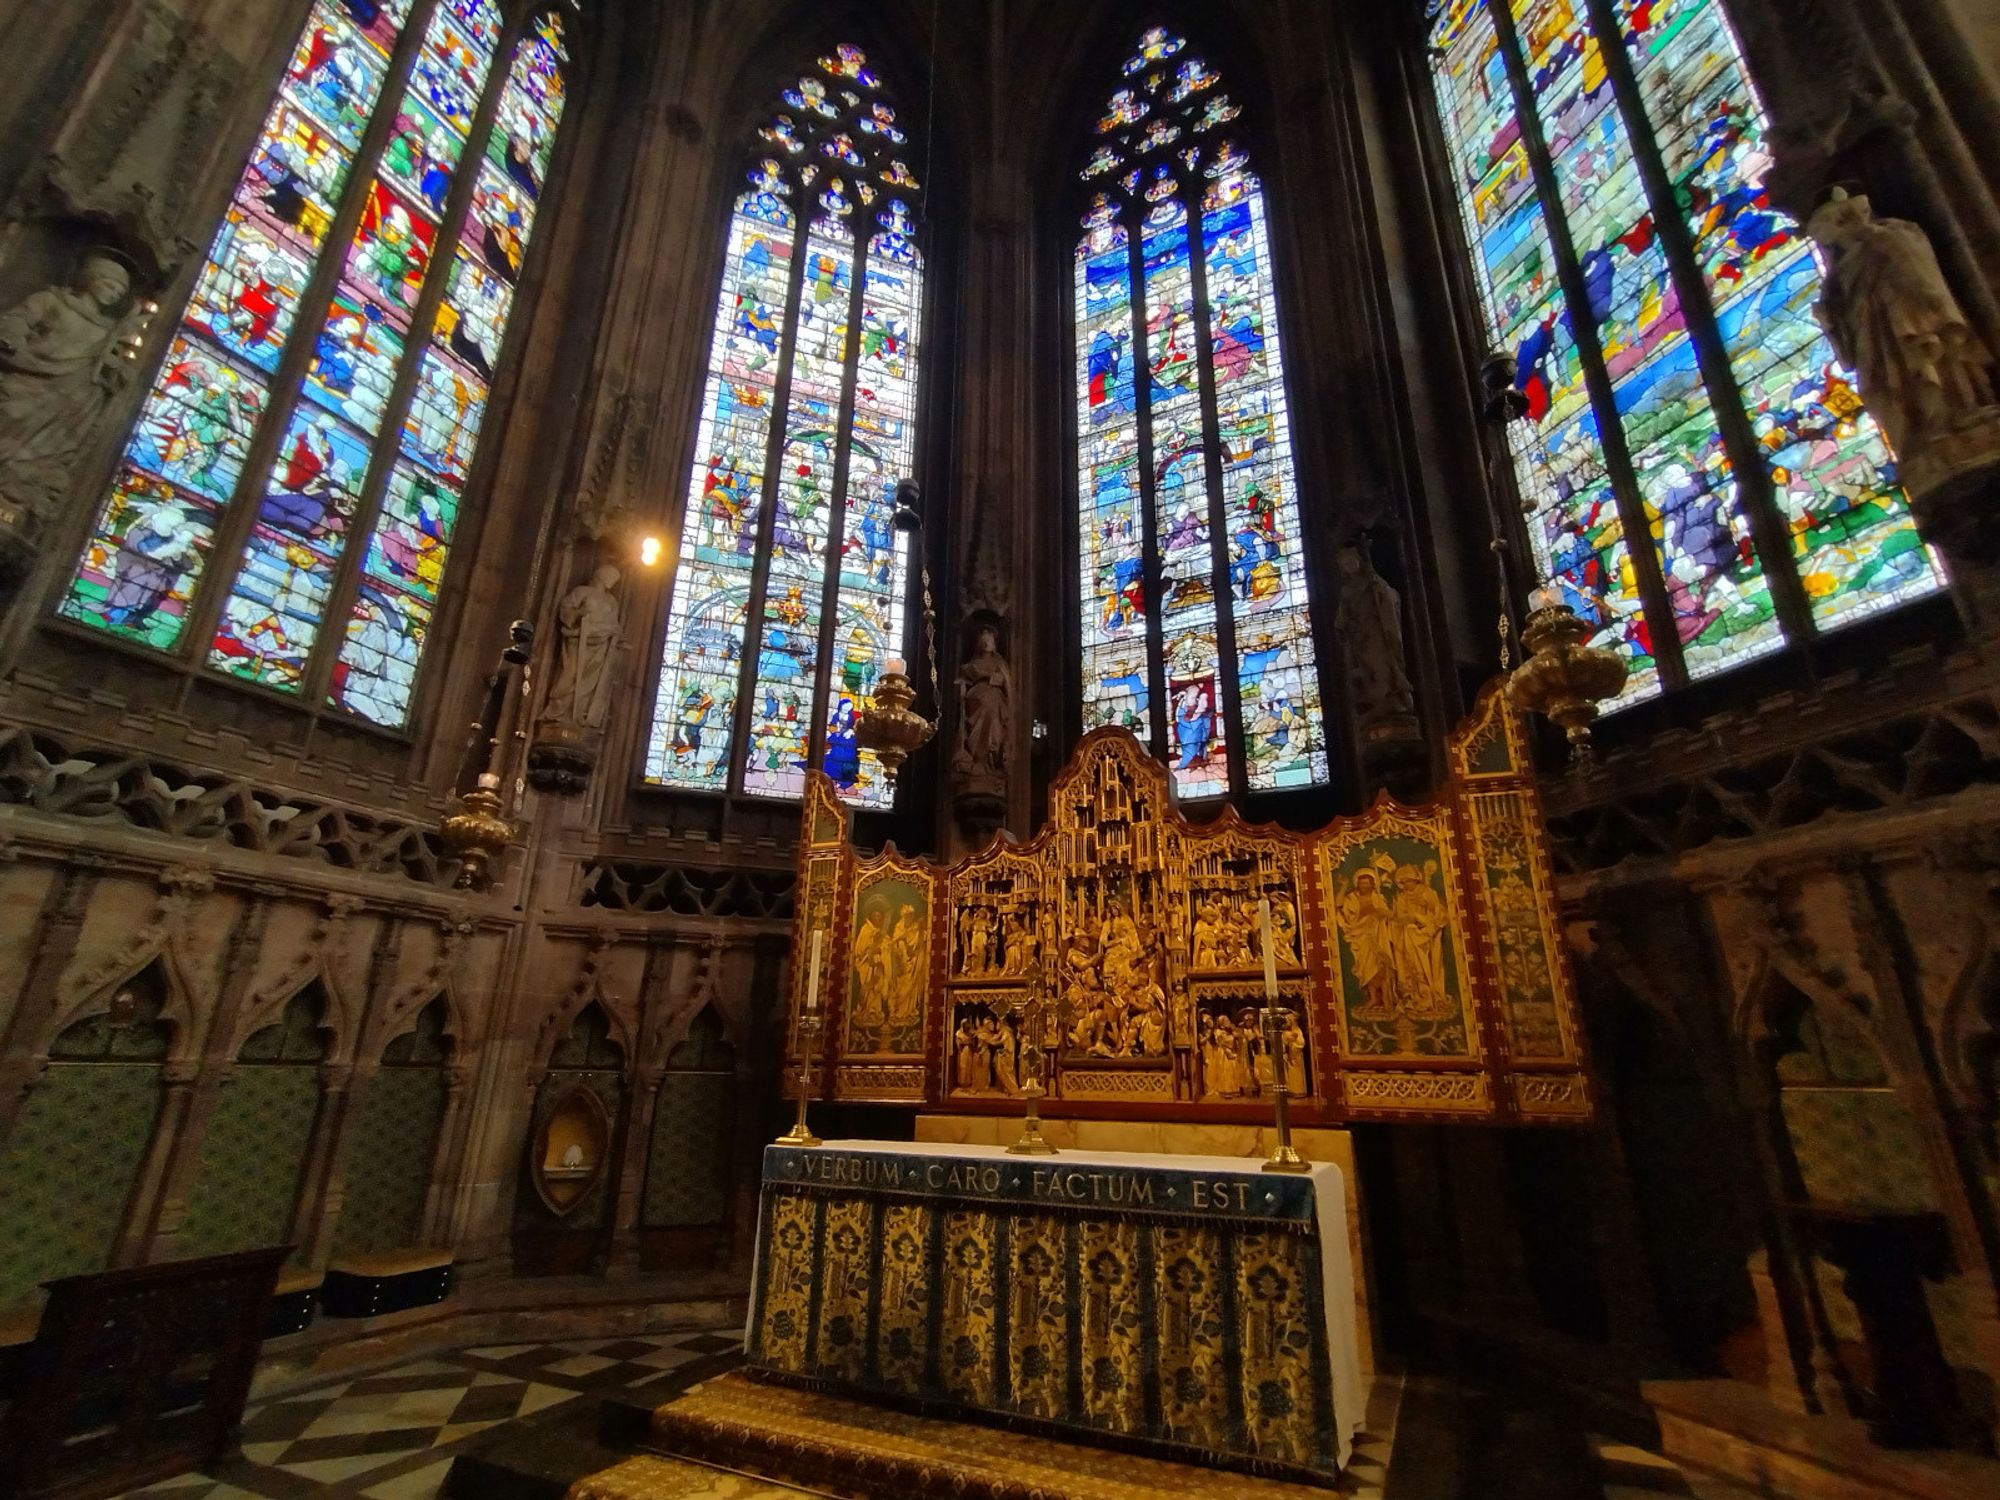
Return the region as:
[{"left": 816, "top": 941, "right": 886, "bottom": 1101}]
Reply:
[
  {"left": 61, "top": 1, "right": 578, "bottom": 731},
  {"left": 1429, "top": 0, "right": 1939, "bottom": 703},
  {"left": 643, "top": 44, "right": 923, "bottom": 809},
  {"left": 1074, "top": 28, "right": 1327, "bottom": 798}
]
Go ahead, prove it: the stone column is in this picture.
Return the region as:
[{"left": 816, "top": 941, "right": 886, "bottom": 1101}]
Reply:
[
  {"left": 420, "top": 1059, "right": 477, "bottom": 1247},
  {"left": 605, "top": 1068, "right": 664, "bottom": 1277},
  {"left": 0, "top": 867, "right": 94, "bottom": 1143},
  {"left": 109, "top": 1055, "right": 196, "bottom": 1268},
  {"left": 139, "top": 1066, "right": 231, "bottom": 1262}
]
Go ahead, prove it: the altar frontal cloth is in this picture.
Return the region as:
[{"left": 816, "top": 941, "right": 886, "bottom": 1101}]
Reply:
[{"left": 745, "top": 1140, "right": 1364, "bottom": 1482}]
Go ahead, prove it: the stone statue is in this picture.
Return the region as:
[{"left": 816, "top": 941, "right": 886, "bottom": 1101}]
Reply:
[
  {"left": 1334, "top": 544, "right": 1415, "bottom": 726},
  {"left": 953, "top": 625, "right": 1012, "bottom": 793},
  {"left": 1808, "top": 189, "right": 2000, "bottom": 500},
  {"left": 541, "top": 565, "right": 623, "bottom": 733},
  {"left": 0, "top": 250, "right": 138, "bottom": 530}
]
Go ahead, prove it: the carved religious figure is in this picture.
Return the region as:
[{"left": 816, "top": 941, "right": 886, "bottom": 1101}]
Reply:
[
  {"left": 541, "top": 564, "right": 623, "bottom": 732},
  {"left": 0, "top": 250, "right": 138, "bottom": 531},
  {"left": 953, "top": 626, "right": 1012, "bottom": 795},
  {"left": 1807, "top": 189, "right": 2000, "bottom": 500},
  {"left": 1334, "top": 544, "right": 1416, "bottom": 728}
]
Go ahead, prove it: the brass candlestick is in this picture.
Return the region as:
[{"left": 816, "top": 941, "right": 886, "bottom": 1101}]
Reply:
[
  {"left": 778, "top": 1009, "right": 823, "bottom": 1148},
  {"left": 1256, "top": 898, "right": 1309, "bottom": 1174},
  {"left": 1259, "top": 1004, "right": 1309, "bottom": 1174},
  {"left": 1008, "top": 968, "right": 1060, "bottom": 1156}
]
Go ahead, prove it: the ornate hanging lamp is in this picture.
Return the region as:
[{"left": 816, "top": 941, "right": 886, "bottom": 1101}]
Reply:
[
  {"left": 441, "top": 620, "right": 534, "bottom": 888},
  {"left": 853, "top": 481, "right": 939, "bottom": 786},
  {"left": 1505, "top": 588, "right": 1630, "bottom": 762}
]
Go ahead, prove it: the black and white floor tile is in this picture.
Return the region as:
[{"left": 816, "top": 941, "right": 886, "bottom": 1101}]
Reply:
[
  {"left": 115, "top": 1329, "right": 744, "bottom": 1500},
  {"left": 113, "top": 1335, "right": 1715, "bottom": 1500}
]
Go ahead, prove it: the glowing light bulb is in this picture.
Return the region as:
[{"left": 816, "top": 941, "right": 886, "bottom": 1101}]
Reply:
[{"left": 639, "top": 535, "right": 663, "bottom": 567}]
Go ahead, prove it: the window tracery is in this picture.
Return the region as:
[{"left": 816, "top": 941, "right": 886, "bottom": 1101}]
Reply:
[
  {"left": 643, "top": 42, "right": 923, "bottom": 809},
  {"left": 1429, "top": 0, "right": 1940, "bottom": 703},
  {"left": 61, "top": 0, "right": 579, "bottom": 731},
  {"left": 1074, "top": 27, "right": 1328, "bottom": 800}
]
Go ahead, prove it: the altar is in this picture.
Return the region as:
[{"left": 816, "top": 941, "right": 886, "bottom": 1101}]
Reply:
[{"left": 745, "top": 1139, "right": 1365, "bottom": 1485}]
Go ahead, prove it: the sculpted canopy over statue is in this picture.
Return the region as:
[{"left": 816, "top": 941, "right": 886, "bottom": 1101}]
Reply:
[
  {"left": 542, "top": 564, "right": 623, "bottom": 732},
  {"left": 0, "top": 251, "right": 138, "bottom": 529},
  {"left": 953, "top": 625, "right": 1012, "bottom": 792},
  {"left": 1334, "top": 544, "right": 1415, "bottom": 726},
  {"left": 1807, "top": 190, "right": 2000, "bottom": 499}
]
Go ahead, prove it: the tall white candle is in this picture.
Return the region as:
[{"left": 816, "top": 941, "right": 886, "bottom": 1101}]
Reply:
[
  {"left": 805, "top": 928, "right": 824, "bottom": 1013},
  {"left": 1259, "top": 898, "right": 1278, "bottom": 1000}
]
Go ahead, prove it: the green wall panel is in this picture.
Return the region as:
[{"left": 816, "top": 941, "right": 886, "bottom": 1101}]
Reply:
[
  {"left": 178, "top": 1065, "right": 319, "bottom": 1258},
  {"left": 333, "top": 1067, "right": 448, "bottom": 1257},
  {"left": 642, "top": 1071, "right": 734, "bottom": 1228},
  {"left": 0, "top": 1063, "right": 160, "bottom": 1310}
]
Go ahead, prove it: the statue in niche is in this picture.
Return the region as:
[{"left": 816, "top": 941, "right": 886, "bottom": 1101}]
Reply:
[
  {"left": 1334, "top": 543, "right": 1415, "bottom": 729},
  {"left": 953, "top": 625, "right": 1012, "bottom": 795},
  {"left": 0, "top": 249, "right": 139, "bottom": 532},
  {"left": 1808, "top": 189, "right": 2000, "bottom": 503},
  {"left": 542, "top": 564, "right": 623, "bottom": 733}
]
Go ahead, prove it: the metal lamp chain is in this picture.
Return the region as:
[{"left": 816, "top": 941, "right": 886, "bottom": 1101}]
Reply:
[{"left": 921, "top": 558, "right": 941, "bottom": 716}]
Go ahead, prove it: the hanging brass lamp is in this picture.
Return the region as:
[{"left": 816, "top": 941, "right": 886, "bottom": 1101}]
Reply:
[{"left": 1505, "top": 589, "right": 1629, "bottom": 762}]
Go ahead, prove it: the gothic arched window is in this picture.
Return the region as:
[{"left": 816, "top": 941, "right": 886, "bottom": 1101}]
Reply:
[
  {"left": 60, "top": 0, "right": 579, "bottom": 730},
  {"left": 1074, "top": 28, "right": 1328, "bottom": 800},
  {"left": 643, "top": 44, "right": 923, "bottom": 809},
  {"left": 1429, "top": 0, "right": 1940, "bottom": 703}
]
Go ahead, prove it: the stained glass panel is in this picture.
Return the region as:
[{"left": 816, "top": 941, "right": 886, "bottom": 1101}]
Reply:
[
  {"left": 741, "top": 232, "right": 853, "bottom": 801},
  {"left": 646, "top": 44, "right": 924, "bottom": 803},
  {"left": 333, "top": 5, "right": 562, "bottom": 727},
  {"left": 62, "top": 0, "right": 412, "bottom": 648},
  {"left": 1073, "top": 29, "right": 1326, "bottom": 798},
  {"left": 646, "top": 200, "right": 798, "bottom": 788},
  {"left": 825, "top": 236, "right": 921, "bottom": 808},
  {"left": 1077, "top": 210, "right": 1145, "bottom": 738},
  {"left": 1203, "top": 181, "right": 1327, "bottom": 790},
  {"left": 1432, "top": 0, "right": 1937, "bottom": 706},
  {"left": 1614, "top": 0, "right": 1940, "bottom": 632},
  {"left": 214, "top": 0, "right": 500, "bottom": 705},
  {"left": 64, "top": 0, "right": 566, "bottom": 725},
  {"left": 1513, "top": 0, "right": 1784, "bottom": 677}
]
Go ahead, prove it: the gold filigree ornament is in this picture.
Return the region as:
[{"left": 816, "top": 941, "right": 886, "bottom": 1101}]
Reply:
[
  {"left": 1504, "top": 594, "right": 1629, "bottom": 763},
  {"left": 441, "top": 780, "right": 513, "bottom": 891}
]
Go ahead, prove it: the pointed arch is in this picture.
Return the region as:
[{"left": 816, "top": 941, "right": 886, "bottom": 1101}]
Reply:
[
  {"left": 59, "top": 0, "right": 584, "bottom": 733},
  {"left": 0, "top": 971, "right": 175, "bottom": 1309},
  {"left": 47, "top": 942, "right": 203, "bottom": 1071},
  {"left": 642, "top": 39, "right": 927, "bottom": 809},
  {"left": 229, "top": 957, "right": 359, "bottom": 1067},
  {"left": 1070, "top": 25, "right": 1329, "bottom": 800}
]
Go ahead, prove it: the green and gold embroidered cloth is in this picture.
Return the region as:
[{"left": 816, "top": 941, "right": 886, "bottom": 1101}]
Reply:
[{"left": 745, "top": 1140, "right": 1363, "bottom": 1484}]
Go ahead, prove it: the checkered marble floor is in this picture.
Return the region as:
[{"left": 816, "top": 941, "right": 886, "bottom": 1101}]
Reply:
[
  {"left": 116, "top": 1329, "right": 745, "bottom": 1500},
  {"left": 113, "top": 1337, "right": 1710, "bottom": 1500}
]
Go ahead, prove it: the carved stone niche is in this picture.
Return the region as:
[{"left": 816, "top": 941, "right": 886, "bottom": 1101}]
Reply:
[
  {"left": 1333, "top": 529, "right": 1426, "bottom": 795},
  {"left": 952, "top": 608, "right": 1011, "bottom": 845},
  {"left": 532, "top": 1082, "right": 612, "bottom": 1216}
]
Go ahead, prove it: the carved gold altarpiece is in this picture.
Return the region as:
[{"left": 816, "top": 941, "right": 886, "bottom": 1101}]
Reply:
[{"left": 789, "top": 684, "right": 1590, "bottom": 1125}]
